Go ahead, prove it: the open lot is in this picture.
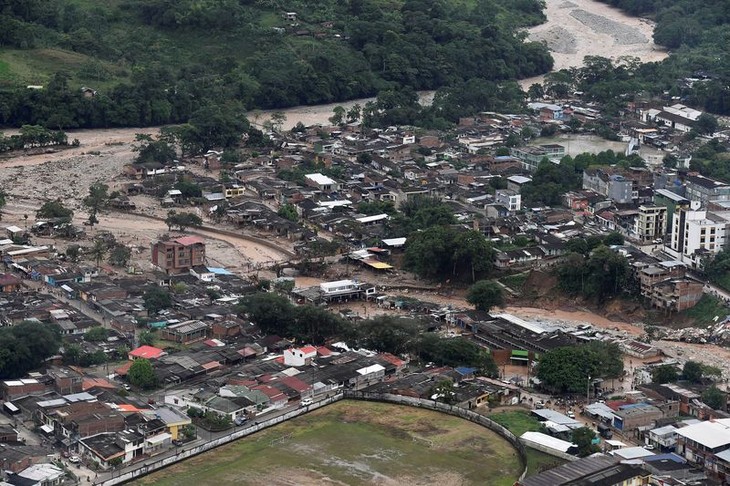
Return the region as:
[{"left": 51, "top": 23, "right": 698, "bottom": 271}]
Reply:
[{"left": 133, "top": 400, "right": 522, "bottom": 486}]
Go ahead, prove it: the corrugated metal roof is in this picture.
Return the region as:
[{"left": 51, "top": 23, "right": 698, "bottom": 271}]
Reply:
[{"left": 519, "top": 454, "right": 618, "bottom": 486}]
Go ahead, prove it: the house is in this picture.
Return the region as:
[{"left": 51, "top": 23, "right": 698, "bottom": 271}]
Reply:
[
  {"left": 495, "top": 189, "right": 521, "bottom": 212},
  {"left": 79, "top": 430, "right": 144, "bottom": 469},
  {"left": 160, "top": 320, "right": 209, "bottom": 344},
  {"left": 612, "top": 403, "right": 663, "bottom": 432},
  {"left": 0, "top": 274, "right": 21, "bottom": 293},
  {"left": 284, "top": 346, "right": 317, "bottom": 367},
  {"left": 675, "top": 418, "right": 730, "bottom": 479},
  {"left": 304, "top": 173, "right": 339, "bottom": 193},
  {"left": 151, "top": 236, "right": 206, "bottom": 275},
  {"left": 128, "top": 345, "right": 166, "bottom": 360},
  {"left": 648, "top": 424, "right": 679, "bottom": 451},
  {"left": 142, "top": 407, "right": 191, "bottom": 441},
  {"left": 7, "top": 463, "right": 65, "bottom": 486}
]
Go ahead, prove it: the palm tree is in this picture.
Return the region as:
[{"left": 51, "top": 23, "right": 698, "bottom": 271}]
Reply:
[{"left": 90, "top": 240, "right": 107, "bottom": 269}]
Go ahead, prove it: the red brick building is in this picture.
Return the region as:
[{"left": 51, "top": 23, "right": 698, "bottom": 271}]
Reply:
[{"left": 151, "top": 236, "right": 206, "bottom": 274}]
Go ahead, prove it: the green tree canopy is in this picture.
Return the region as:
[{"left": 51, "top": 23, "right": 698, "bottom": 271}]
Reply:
[
  {"left": 682, "top": 360, "right": 704, "bottom": 383},
  {"left": 128, "top": 358, "right": 158, "bottom": 389},
  {"left": 466, "top": 280, "right": 504, "bottom": 312},
  {"left": 82, "top": 181, "right": 109, "bottom": 227},
  {"left": 572, "top": 427, "right": 600, "bottom": 457},
  {"left": 143, "top": 286, "right": 172, "bottom": 315},
  {"left": 418, "top": 334, "right": 497, "bottom": 376},
  {"left": 36, "top": 199, "right": 73, "bottom": 223},
  {"left": 536, "top": 341, "right": 624, "bottom": 394},
  {"left": 84, "top": 326, "right": 109, "bottom": 342},
  {"left": 702, "top": 386, "right": 726, "bottom": 410},
  {"left": 0, "top": 321, "right": 62, "bottom": 378},
  {"left": 652, "top": 364, "right": 679, "bottom": 384}
]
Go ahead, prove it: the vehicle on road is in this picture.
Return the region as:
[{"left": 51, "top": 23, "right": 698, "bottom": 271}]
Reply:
[
  {"left": 69, "top": 456, "right": 81, "bottom": 464},
  {"left": 301, "top": 398, "right": 313, "bottom": 406}
]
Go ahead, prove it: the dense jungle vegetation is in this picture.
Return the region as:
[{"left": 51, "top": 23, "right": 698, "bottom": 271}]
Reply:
[
  {"left": 0, "top": 0, "right": 552, "bottom": 129},
  {"left": 2, "top": 0, "right": 730, "bottom": 131}
]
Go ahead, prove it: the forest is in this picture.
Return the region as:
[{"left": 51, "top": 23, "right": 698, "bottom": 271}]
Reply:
[
  {"left": 0, "top": 0, "right": 552, "bottom": 129},
  {"left": 2, "top": 0, "right": 730, "bottom": 130}
]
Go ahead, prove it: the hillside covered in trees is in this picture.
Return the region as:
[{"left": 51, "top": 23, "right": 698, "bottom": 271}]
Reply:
[
  {"left": 0, "top": 0, "right": 552, "bottom": 128},
  {"left": 591, "top": 0, "right": 730, "bottom": 114}
]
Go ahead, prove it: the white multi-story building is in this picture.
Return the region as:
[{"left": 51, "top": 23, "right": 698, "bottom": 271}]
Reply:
[
  {"left": 495, "top": 189, "right": 521, "bottom": 212},
  {"left": 669, "top": 204, "right": 729, "bottom": 268}
]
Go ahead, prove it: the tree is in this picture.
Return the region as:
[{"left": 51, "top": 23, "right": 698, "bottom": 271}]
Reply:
[
  {"left": 452, "top": 230, "right": 495, "bottom": 282},
  {"left": 90, "top": 239, "right": 107, "bottom": 269},
  {"left": 702, "top": 386, "right": 726, "bottom": 410},
  {"left": 165, "top": 211, "right": 203, "bottom": 231},
  {"left": 109, "top": 245, "right": 132, "bottom": 267},
  {"left": 329, "top": 106, "right": 346, "bottom": 126},
  {"left": 430, "top": 379, "right": 457, "bottom": 404},
  {"left": 62, "top": 344, "right": 82, "bottom": 366},
  {"left": 572, "top": 427, "right": 600, "bottom": 457},
  {"left": 536, "top": 342, "right": 624, "bottom": 394},
  {"left": 277, "top": 204, "right": 298, "bottom": 222},
  {"left": 237, "top": 293, "right": 296, "bottom": 336},
  {"left": 143, "top": 286, "right": 172, "bottom": 315},
  {"left": 603, "top": 232, "right": 624, "bottom": 246},
  {"left": 0, "top": 321, "right": 62, "bottom": 378},
  {"left": 36, "top": 199, "right": 73, "bottom": 223},
  {"left": 82, "top": 182, "right": 109, "bottom": 227},
  {"left": 270, "top": 112, "right": 286, "bottom": 132},
  {"left": 418, "top": 334, "right": 497, "bottom": 376},
  {"left": 84, "top": 326, "right": 109, "bottom": 342},
  {"left": 527, "top": 83, "right": 544, "bottom": 100},
  {"left": 139, "top": 330, "right": 156, "bottom": 346},
  {"left": 354, "top": 316, "right": 422, "bottom": 355},
  {"left": 683, "top": 360, "right": 704, "bottom": 383},
  {"left": 128, "top": 359, "right": 158, "bottom": 389},
  {"left": 466, "top": 280, "right": 504, "bottom": 312},
  {"left": 652, "top": 364, "right": 679, "bottom": 384},
  {"left": 66, "top": 244, "right": 81, "bottom": 262},
  {"left": 346, "top": 104, "right": 362, "bottom": 123},
  {"left": 694, "top": 114, "right": 719, "bottom": 136}
]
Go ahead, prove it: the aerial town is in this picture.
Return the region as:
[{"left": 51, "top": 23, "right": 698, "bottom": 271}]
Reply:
[
  {"left": 2, "top": 0, "right": 730, "bottom": 484},
  {"left": 0, "top": 79, "right": 729, "bottom": 486}
]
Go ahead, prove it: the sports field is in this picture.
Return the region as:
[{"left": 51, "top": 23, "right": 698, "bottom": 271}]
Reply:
[{"left": 133, "top": 400, "right": 522, "bottom": 486}]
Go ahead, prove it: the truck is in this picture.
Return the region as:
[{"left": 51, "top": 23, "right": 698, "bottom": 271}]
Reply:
[{"left": 597, "top": 423, "right": 613, "bottom": 439}]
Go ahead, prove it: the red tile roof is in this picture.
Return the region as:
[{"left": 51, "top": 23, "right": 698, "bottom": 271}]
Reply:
[
  {"left": 298, "top": 345, "right": 317, "bottom": 355},
  {"left": 278, "top": 376, "right": 311, "bottom": 393},
  {"left": 129, "top": 345, "right": 165, "bottom": 360},
  {"left": 379, "top": 352, "right": 406, "bottom": 368},
  {"left": 173, "top": 236, "right": 205, "bottom": 246},
  {"left": 316, "top": 346, "right": 333, "bottom": 357}
]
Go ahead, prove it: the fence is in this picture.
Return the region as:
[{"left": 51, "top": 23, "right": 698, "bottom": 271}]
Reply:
[
  {"left": 101, "top": 392, "right": 528, "bottom": 485},
  {"left": 343, "top": 391, "right": 529, "bottom": 482},
  {"left": 99, "top": 394, "right": 344, "bottom": 486}
]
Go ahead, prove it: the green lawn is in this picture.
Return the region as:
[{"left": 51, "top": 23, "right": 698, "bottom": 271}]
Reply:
[
  {"left": 134, "top": 400, "right": 523, "bottom": 486},
  {"left": 487, "top": 409, "right": 565, "bottom": 477}
]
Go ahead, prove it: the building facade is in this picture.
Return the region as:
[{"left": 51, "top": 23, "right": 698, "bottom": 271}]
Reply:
[{"left": 151, "top": 236, "right": 206, "bottom": 274}]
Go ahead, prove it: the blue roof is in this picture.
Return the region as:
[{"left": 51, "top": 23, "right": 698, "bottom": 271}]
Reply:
[
  {"left": 207, "top": 267, "right": 233, "bottom": 275},
  {"left": 455, "top": 367, "right": 477, "bottom": 375},
  {"left": 643, "top": 453, "right": 686, "bottom": 464}
]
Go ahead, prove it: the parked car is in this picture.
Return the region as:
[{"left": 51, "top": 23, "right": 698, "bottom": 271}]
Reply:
[
  {"left": 234, "top": 416, "right": 247, "bottom": 426},
  {"left": 301, "top": 398, "right": 313, "bottom": 406},
  {"left": 69, "top": 456, "right": 81, "bottom": 464},
  {"left": 567, "top": 411, "right": 576, "bottom": 419}
]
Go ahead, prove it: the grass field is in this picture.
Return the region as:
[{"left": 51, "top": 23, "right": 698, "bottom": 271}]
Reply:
[
  {"left": 133, "top": 400, "right": 523, "bottom": 486},
  {"left": 488, "top": 409, "right": 565, "bottom": 476}
]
